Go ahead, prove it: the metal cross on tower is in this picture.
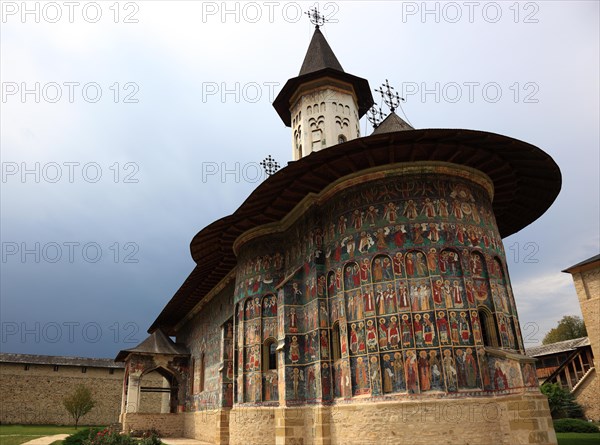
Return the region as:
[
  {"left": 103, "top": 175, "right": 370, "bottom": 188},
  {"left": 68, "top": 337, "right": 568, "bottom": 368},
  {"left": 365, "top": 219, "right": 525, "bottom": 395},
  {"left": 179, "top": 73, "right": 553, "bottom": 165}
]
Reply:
[
  {"left": 305, "top": 6, "right": 328, "bottom": 29},
  {"left": 375, "top": 79, "right": 405, "bottom": 113},
  {"left": 260, "top": 155, "right": 280, "bottom": 177},
  {"left": 366, "top": 105, "right": 386, "bottom": 129}
]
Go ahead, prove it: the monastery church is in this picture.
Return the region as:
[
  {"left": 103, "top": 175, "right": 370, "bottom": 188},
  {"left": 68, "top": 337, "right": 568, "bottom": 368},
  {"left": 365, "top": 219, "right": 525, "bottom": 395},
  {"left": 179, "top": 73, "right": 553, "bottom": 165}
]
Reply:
[{"left": 116, "top": 21, "right": 562, "bottom": 445}]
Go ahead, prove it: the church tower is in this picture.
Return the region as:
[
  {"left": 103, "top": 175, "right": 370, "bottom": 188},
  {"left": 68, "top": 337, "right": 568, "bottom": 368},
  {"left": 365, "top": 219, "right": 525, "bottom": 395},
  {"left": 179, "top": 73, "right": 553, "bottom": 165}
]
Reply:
[{"left": 273, "top": 26, "right": 374, "bottom": 160}]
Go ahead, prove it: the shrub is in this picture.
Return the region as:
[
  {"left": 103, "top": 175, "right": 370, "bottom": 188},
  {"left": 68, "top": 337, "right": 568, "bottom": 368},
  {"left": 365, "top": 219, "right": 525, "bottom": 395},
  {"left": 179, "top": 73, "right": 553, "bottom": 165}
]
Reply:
[
  {"left": 554, "top": 418, "right": 600, "bottom": 433},
  {"left": 64, "top": 428, "right": 104, "bottom": 445},
  {"left": 138, "top": 430, "right": 162, "bottom": 445},
  {"left": 540, "top": 382, "right": 584, "bottom": 419},
  {"left": 130, "top": 429, "right": 160, "bottom": 438},
  {"left": 82, "top": 427, "right": 136, "bottom": 445}
]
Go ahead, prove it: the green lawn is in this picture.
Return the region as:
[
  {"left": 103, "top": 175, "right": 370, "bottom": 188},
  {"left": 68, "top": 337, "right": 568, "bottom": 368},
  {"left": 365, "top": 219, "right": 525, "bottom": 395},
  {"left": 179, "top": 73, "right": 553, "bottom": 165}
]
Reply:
[
  {"left": 556, "top": 432, "right": 600, "bottom": 445},
  {"left": 0, "top": 425, "right": 79, "bottom": 445}
]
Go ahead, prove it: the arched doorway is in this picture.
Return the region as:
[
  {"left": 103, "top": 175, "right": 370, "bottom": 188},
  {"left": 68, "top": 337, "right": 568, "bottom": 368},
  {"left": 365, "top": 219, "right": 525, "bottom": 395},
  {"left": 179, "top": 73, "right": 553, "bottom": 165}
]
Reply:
[{"left": 138, "top": 367, "right": 179, "bottom": 414}]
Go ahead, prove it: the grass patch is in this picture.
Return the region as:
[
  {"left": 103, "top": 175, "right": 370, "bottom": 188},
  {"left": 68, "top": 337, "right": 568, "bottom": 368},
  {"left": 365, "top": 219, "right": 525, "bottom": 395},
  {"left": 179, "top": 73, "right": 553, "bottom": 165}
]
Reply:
[
  {"left": 556, "top": 432, "right": 600, "bottom": 445},
  {"left": 0, "top": 426, "right": 79, "bottom": 445}
]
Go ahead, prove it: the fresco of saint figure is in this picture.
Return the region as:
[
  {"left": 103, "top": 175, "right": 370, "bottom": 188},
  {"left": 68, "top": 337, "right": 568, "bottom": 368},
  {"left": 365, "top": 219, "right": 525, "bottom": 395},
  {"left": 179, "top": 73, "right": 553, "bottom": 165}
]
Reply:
[
  {"left": 382, "top": 354, "right": 394, "bottom": 393},
  {"left": 459, "top": 312, "right": 472, "bottom": 345},
  {"left": 464, "top": 348, "right": 479, "bottom": 389},
  {"left": 378, "top": 318, "right": 389, "bottom": 350},
  {"left": 393, "top": 252, "right": 404, "bottom": 277},
  {"left": 289, "top": 307, "right": 298, "bottom": 333},
  {"left": 442, "top": 349, "right": 457, "bottom": 392},
  {"left": 372, "top": 257, "right": 384, "bottom": 282},
  {"left": 322, "top": 362, "right": 332, "bottom": 400},
  {"left": 366, "top": 319, "right": 378, "bottom": 352},
  {"left": 413, "top": 315, "right": 425, "bottom": 348},
  {"left": 384, "top": 283, "right": 397, "bottom": 314},
  {"left": 392, "top": 352, "right": 405, "bottom": 392},
  {"left": 382, "top": 256, "right": 394, "bottom": 280},
  {"left": 289, "top": 336, "right": 300, "bottom": 364},
  {"left": 415, "top": 251, "right": 428, "bottom": 276},
  {"left": 432, "top": 279, "right": 443, "bottom": 306},
  {"left": 426, "top": 248, "right": 438, "bottom": 273},
  {"left": 405, "top": 253, "right": 415, "bottom": 277},
  {"left": 291, "top": 367, "right": 304, "bottom": 399},
  {"left": 404, "top": 350, "right": 419, "bottom": 394},
  {"left": 357, "top": 322, "right": 367, "bottom": 355},
  {"left": 493, "top": 362, "right": 508, "bottom": 390},
  {"left": 401, "top": 314, "right": 413, "bottom": 348},
  {"left": 320, "top": 330, "right": 329, "bottom": 359},
  {"left": 418, "top": 350, "right": 431, "bottom": 391},
  {"left": 469, "top": 252, "right": 485, "bottom": 277},
  {"left": 522, "top": 363, "right": 537, "bottom": 387},
  {"left": 360, "top": 258, "right": 371, "bottom": 282},
  {"left": 375, "top": 285, "right": 385, "bottom": 315},
  {"left": 354, "top": 357, "right": 370, "bottom": 395},
  {"left": 263, "top": 371, "right": 278, "bottom": 402},
  {"left": 369, "top": 355, "right": 382, "bottom": 396},
  {"left": 397, "top": 281, "right": 409, "bottom": 310},
  {"left": 306, "top": 365, "right": 317, "bottom": 399},
  {"left": 319, "top": 301, "right": 328, "bottom": 328},
  {"left": 429, "top": 350, "right": 444, "bottom": 391},
  {"left": 423, "top": 313, "right": 436, "bottom": 346},
  {"left": 387, "top": 316, "right": 400, "bottom": 349},
  {"left": 363, "top": 287, "right": 375, "bottom": 316},
  {"left": 478, "top": 348, "right": 492, "bottom": 390},
  {"left": 449, "top": 311, "right": 460, "bottom": 345},
  {"left": 349, "top": 323, "right": 359, "bottom": 355}
]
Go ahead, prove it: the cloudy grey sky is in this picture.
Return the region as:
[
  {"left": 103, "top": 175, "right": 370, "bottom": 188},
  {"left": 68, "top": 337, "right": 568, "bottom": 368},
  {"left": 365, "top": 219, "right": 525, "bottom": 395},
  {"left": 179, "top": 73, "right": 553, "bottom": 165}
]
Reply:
[{"left": 1, "top": 1, "right": 598, "bottom": 358}]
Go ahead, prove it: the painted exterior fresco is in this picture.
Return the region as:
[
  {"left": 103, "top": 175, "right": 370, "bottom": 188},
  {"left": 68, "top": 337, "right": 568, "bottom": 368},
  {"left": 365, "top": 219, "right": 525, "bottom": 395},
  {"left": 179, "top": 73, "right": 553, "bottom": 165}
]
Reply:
[
  {"left": 224, "top": 166, "right": 537, "bottom": 408},
  {"left": 177, "top": 281, "right": 235, "bottom": 411}
]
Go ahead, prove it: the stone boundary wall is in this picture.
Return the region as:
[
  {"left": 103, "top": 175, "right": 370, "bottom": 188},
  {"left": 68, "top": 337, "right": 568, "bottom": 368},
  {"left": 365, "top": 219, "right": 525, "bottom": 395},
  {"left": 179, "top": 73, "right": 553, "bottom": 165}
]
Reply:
[
  {"left": 0, "top": 362, "right": 123, "bottom": 425},
  {"left": 0, "top": 361, "right": 166, "bottom": 425}
]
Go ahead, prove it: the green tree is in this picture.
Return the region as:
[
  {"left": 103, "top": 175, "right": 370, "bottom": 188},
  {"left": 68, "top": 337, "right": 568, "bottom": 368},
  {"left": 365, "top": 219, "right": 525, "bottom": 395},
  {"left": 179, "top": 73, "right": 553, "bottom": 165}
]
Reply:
[
  {"left": 542, "top": 315, "right": 587, "bottom": 345},
  {"left": 63, "top": 385, "right": 96, "bottom": 428},
  {"left": 540, "top": 382, "right": 584, "bottom": 419}
]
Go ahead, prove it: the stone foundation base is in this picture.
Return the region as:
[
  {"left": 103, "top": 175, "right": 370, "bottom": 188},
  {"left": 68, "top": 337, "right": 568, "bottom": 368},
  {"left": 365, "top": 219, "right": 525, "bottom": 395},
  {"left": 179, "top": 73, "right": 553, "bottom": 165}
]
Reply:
[
  {"left": 171, "top": 393, "right": 557, "bottom": 445},
  {"left": 121, "top": 413, "right": 184, "bottom": 437}
]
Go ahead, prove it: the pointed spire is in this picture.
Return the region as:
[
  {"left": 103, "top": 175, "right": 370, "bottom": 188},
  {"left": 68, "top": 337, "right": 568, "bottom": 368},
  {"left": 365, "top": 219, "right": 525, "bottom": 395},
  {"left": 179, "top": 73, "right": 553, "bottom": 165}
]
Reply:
[
  {"left": 298, "top": 28, "right": 344, "bottom": 76},
  {"left": 273, "top": 27, "right": 374, "bottom": 127},
  {"left": 372, "top": 112, "right": 414, "bottom": 134}
]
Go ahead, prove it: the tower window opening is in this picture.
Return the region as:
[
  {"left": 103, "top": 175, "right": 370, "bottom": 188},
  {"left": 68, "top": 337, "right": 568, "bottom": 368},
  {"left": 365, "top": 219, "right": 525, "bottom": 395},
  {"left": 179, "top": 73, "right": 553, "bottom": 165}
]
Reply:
[
  {"left": 263, "top": 338, "right": 277, "bottom": 371},
  {"left": 338, "top": 135, "right": 347, "bottom": 144},
  {"left": 478, "top": 308, "right": 499, "bottom": 347},
  {"left": 199, "top": 353, "right": 205, "bottom": 392},
  {"left": 331, "top": 322, "right": 341, "bottom": 362}
]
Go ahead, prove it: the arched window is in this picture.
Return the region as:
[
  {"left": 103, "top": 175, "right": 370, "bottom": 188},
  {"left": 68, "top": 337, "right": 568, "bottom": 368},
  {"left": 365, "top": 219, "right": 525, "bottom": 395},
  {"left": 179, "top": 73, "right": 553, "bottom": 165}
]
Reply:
[
  {"left": 331, "top": 322, "right": 341, "bottom": 362},
  {"left": 190, "top": 358, "right": 196, "bottom": 393},
  {"left": 263, "top": 338, "right": 277, "bottom": 371},
  {"left": 478, "top": 307, "right": 499, "bottom": 347},
  {"left": 338, "top": 135, "right": 347, "bottom": 144},
  {"left": 509, "top": 317, "right": 519, "bottom": 350},
  {"left": 199, "top": 353, "right": 205, "bottom": 392}
]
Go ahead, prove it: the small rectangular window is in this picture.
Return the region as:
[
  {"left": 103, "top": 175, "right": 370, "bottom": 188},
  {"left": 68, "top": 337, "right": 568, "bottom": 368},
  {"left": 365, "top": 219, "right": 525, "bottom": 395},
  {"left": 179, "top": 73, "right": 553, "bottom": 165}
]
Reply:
[
  {"left": 81, "top": 367, "right": 87, "bottom": 373},
  {"left": 24, "top": 364, "right": 30, "bottom": 371},
  {"left": 109, "top": 368, "right": 115, "bottom": 375},
  {"left": 53, "top": 365, "right": 59, "bottom": 372}
]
